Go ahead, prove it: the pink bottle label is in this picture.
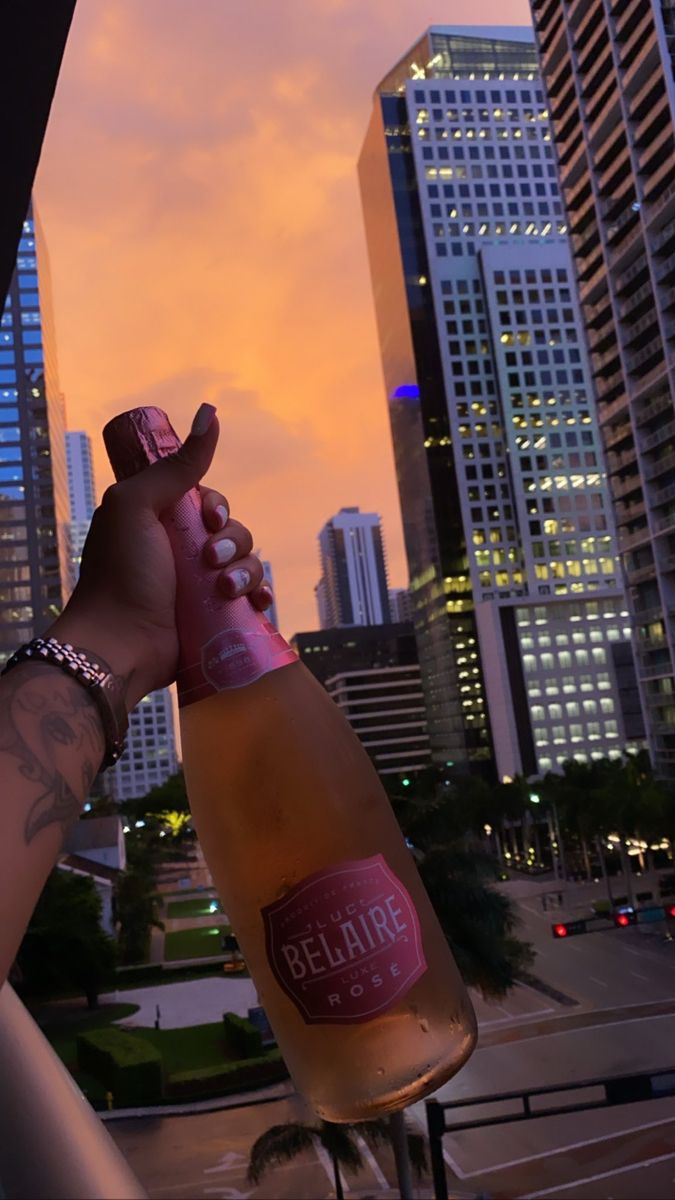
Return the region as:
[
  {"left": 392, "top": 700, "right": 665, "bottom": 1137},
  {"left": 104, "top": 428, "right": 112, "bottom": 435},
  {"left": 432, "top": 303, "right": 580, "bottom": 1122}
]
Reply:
[{"left": 262, "top": 855, "right": 427, "bottom": 1025}]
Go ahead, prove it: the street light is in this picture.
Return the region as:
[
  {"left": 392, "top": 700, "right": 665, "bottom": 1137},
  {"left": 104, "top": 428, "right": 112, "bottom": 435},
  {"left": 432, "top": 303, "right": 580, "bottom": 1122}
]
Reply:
[{"left": 529, "top": 789, "right": 566, "bottom": 882}]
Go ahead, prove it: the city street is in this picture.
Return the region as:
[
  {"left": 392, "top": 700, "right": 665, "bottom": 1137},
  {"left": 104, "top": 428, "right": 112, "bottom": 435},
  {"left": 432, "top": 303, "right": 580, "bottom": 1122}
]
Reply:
[{"left": 108, "top": 885, "right": 675, "bottom": 1199}]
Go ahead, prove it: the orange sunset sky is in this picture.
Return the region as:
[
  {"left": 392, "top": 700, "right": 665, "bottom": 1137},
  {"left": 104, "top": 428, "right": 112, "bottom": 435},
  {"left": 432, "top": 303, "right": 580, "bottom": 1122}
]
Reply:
[{"left": 37, "top": 0, "right": 530, "bottom": 638}]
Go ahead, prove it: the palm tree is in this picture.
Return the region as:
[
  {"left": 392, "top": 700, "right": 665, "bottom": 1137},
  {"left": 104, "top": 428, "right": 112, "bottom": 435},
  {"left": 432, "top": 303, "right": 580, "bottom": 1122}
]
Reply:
[
  {"left": 386, "top": 771, "right": 534, "bottom": 998},
  {"left": 247, "top": 1116, "right": 426, "bottom": 1200}
]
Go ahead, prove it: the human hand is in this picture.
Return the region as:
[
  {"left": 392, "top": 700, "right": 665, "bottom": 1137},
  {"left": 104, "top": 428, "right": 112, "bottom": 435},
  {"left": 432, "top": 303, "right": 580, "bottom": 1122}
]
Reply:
[{"left": 49, "top": 404, "right": 272, "bottom": 709}]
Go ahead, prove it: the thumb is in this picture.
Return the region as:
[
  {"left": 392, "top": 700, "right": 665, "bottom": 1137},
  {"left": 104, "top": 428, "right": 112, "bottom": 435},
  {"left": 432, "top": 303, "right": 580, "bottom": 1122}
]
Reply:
[{"left": 129, "top": 404, "right": 219, "bottom": 514}]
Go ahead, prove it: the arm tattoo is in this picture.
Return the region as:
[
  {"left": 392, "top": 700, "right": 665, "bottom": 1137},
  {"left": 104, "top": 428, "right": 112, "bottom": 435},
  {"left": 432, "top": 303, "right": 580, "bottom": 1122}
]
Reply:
[{"left": 0, "top": 653, "right": 125, "bottom": 845}]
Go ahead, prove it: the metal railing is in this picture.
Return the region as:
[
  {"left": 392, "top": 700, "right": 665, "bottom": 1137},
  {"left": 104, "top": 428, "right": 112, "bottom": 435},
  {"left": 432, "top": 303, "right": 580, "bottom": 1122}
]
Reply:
[
  {"left": 426, "top": 1065, "right": 675, "bottom": 1200},
  {"left": 0, "top": 983, "right": 146, "bottom": 1199}
]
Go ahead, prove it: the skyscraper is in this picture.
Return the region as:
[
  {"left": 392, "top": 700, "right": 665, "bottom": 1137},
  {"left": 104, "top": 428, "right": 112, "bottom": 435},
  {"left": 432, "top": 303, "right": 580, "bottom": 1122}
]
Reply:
[
  {"left": 65, "top": 430, "right": 95, "bottom": 593},
  {"left": 316, "top": 507, "right": 391, "bottom": 628},
  {"left": 100, "top": 688, "right": 179, "bottom": 803},
  {"left": 292, "top": 622, "right": 431, "bottom": 776},
  {"left": 359, "top": 27, "right": 644, "bottom": 778},
  {"left": 389, "top": 587, "right": 415, "bottom": 623},
  {"left": 529, "top": 0, "right": 675, "bottom": 775},
  {"left": 0, "top": 203, "right": 69, "bottom": 662}
]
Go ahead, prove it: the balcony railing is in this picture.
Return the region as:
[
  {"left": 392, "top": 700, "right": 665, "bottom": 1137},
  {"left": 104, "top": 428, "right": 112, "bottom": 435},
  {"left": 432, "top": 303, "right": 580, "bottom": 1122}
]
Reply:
[
  {"left": 638, "top": 124, "right": 675, "bottom": 179},
  {"left": 620, "top": 525, "right": 651, "bottom": 551},
  {"left": 622, "top": 308, "right": 660, "bottom": 347},
  {"left": 656, "top": 254, "right": 675, "bottom": 287},
  {"left": 618, "top": 277, "right": 654, "bottom": 319},
  {"left": 596, "top": 368, "right": 626, "bottom": 401},
  {"left": 636, "top": 391, "right": 672, "bottom": 426},
  {"left": 599, "top": 390, "right": 630, "bottom": 422},
  {"left": 653, "top": 510, "right": 675, "bottom": 533},
  {"left": 616, "top": 253, "right": 648, "bottom": 293},
  {"left": 624, "top": 559, "right": 657, "bottom": 581},
  {"left": 632, "top": 90, "right": 670, "bottom": 149},
  {"left": 615, "top": 0, "right": 650, "bottom": 38},
  {"left": 605, "top": 420, "right": 634, "bottom": 449},
  {"left": 622, "top": 28, "right": 659, "bottom": 94},
  {"left": 639, "top": 660, "right": 673, "bottom": 678},
  {"left": 625, "top": 335, "right": 664, "bottom": 375},
  {"left": 613, "top": 471, "right": 643, "bottom": 498},
  {"left": 650, "top": 476, "right": 675, "bottom": 507},
  {"left": 592, "top": 344, "right": 622, "bottom": 375},
  {"left": 0, "top": 984, "right": 146, "bottom": 1199},
  {"left": 640, "top": 417, "right": 675, "bottom": 451},
  {"left": 653, "top": 215, "right": 675, "bottom": 253},
  {"left": 645, "top": 446, "right": 675, "bottom": 479}
]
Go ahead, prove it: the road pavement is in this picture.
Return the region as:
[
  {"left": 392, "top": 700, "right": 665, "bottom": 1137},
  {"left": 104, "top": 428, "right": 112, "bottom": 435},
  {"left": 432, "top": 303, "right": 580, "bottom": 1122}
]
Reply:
[{"left": 107, "top": 878, "right": 675, "bottom": 1198}]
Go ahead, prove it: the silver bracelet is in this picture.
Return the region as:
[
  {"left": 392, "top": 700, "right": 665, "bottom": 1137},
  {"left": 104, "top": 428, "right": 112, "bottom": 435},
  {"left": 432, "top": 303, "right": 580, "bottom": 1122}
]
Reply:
[{"left": 1, "top": 637, "right": 129, "bottom": 769}]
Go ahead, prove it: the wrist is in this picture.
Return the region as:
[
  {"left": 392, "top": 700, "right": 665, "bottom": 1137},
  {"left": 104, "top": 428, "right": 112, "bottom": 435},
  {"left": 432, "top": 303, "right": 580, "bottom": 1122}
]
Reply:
[{"left": 46, "top": 610, "right": 146, "bottom": 713}]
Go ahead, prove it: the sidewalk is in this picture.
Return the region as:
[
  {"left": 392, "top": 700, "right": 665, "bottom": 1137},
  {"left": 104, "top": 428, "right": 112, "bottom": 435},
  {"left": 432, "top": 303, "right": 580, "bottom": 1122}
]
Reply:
[
  {"left": 100, "top": 1079, "right": 295, "bottom": 1121},
  {"left": 103, "top": 974, "right": 259, "bottom": 1028}
]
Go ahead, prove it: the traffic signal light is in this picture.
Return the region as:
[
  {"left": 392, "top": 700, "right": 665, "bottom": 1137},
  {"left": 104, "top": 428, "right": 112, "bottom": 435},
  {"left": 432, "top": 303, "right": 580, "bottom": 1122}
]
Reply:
[
  {"left": 401, "top": 777, "right": 411, "bottom": 788},
  {"left": 666, "top": 903, "right": 675, "bottom": 919},
  {"left": 552, "top": 919, "right": 587, "bottom": 938},
  {"left": 613, "top": 909, "right": 637, "bottom": 928}
]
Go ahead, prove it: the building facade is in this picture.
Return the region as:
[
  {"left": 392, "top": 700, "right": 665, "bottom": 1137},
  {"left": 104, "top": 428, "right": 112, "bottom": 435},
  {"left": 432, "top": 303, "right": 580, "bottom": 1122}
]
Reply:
[
  {"left": 0, "top": 204, "right": 69, "bottom": 661},
  {"left": 529, "top": 0, "right": 675, "bottom": 774},
  {"left": 65, "top": 430, "right": 96, "bottom": 593},
  {"left": 359, "top": 26, "right": 643, "bottom": 778},
  {"left": 325, "top": 665, "right": 430, "bottom": 776},
  {"left": 316, "top": 506, "right": 391, "bottom": 628},
  {"left": 100, "top": 688, "right": 178, "bottom": 803},
  {"left": 293, "top": 622, "right": 431, "bottom": 775},
  {"left": 389, "top": 587, "right": 415, "bottom": 623}
]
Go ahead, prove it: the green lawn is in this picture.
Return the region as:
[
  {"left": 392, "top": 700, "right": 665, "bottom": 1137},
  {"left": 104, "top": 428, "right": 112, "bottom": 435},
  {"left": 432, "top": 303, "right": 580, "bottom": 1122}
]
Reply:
[
  {"left": 166, "top": 897, "right": 222, "bottom": 920},
  {"left": 163, "top": 924, "right": 231, "bottom": 962},
  {"left": 41, "top": 1004, "right": 228, "bottom": 1100},
  {"left": 132, "top": 1022, "right": 227, "bottom": 1074},
  {"left": 41, "top": 1006, "right": 278, "bottom": 1107}
]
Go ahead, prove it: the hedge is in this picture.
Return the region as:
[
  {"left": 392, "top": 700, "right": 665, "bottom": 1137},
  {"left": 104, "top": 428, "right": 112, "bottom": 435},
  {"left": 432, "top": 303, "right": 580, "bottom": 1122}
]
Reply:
[
  {"left": 167, "top": 1050, "right": 288, "bottom": 1101},
  {"left": 76, "top": 1027, "right": 163, "bottom": 1106},
  {"left": 222, "top": 1012, "right": 262, "bottom": 1059}
]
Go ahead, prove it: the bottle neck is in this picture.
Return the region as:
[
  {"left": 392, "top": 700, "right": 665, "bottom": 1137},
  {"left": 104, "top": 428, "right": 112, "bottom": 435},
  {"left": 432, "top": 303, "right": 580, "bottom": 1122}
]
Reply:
[{"left": 163, "top": 488, "right": 297, "bottom": 708}]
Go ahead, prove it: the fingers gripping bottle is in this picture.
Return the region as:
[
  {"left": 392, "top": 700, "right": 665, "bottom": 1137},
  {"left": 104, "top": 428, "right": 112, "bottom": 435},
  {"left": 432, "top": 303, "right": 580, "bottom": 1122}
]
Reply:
[{"left": 104, "top": 406, "right": 476, "bottom": 1121}]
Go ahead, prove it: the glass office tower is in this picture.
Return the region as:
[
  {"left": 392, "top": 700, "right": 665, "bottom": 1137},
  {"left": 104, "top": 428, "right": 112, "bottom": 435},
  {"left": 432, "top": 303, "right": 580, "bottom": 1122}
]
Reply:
[
  {"left": 359, "top": 27, "right": 644, "bottom": 777},
  {"left": 529, "top": 0, "right": 675, "bottom": 774},
  {"left": 0, "top": 203, "right": 69, "bottom": 662}
]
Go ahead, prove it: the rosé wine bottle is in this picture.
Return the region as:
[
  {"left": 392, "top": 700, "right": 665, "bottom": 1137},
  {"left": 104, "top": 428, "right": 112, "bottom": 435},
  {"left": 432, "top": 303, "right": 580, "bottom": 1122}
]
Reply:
[{"left": 104, "top": 406, "right": 476, "bottom": 1122}]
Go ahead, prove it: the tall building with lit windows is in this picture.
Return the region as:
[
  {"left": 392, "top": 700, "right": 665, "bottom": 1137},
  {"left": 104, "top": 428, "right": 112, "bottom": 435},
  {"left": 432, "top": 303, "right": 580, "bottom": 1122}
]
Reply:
[
  {"left": 65, "top": 430, "right": 96, "bottom": 593},
  {"left": 316, "top": 507, "right": 392, "bottom": 628},
  {"left": 358, "top": 27, "right": 644, "bottom": 778},
  {"left": 0, "top": 202, "right": 69, "bottom": 663},
  {"left": 100, "top": 688, "right": 179, "bottom": 803},
  {"left": 529, "top": 0, "right": 675, "bottom": 775}
]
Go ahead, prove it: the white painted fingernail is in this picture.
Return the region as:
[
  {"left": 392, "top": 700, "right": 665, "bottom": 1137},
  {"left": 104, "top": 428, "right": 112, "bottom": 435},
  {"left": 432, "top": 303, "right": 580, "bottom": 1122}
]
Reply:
[
  {"left": 211, "top": 537, "right": 237, "bottom": 565},
  {"left": 228, "top": 568, "right": 251, "bottom": 594},
  {"left": 215, "top": 503, "right": 229, "bottom": 529}
]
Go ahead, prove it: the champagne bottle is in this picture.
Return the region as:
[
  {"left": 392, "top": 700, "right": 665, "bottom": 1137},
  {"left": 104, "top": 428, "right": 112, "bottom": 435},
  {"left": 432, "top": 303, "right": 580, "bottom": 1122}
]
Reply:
[{"left": 104, "top": 406, "right": 476, "bottom": 1121}]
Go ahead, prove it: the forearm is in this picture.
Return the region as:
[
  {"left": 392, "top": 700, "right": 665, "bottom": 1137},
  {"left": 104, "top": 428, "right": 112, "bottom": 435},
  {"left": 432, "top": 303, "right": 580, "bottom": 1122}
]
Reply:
[{"left": 0, "top": 661, "right": 105, "bottom": 987}]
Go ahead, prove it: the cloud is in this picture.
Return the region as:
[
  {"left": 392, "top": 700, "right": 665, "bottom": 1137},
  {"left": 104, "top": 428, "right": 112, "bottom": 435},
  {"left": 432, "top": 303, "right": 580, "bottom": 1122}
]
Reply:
[{"left": 38, "top": 0, "right": 532, "bottom": 634}]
